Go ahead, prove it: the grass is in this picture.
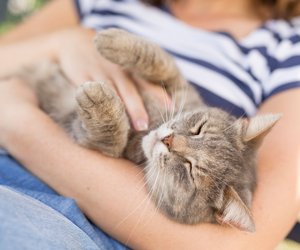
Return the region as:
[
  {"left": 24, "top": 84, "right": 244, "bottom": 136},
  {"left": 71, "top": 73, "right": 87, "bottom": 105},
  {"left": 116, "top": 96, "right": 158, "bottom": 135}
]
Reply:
[
  {"left": 0, "top": 22, "right": 15, "bottom": 34},
  {"left": 0, "top": 0, "right": 49, "bottom": 35}
]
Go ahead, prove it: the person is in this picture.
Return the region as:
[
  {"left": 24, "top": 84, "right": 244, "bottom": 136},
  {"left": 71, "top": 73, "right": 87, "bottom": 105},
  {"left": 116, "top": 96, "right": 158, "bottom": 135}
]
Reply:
[{"left": 0, "top": 0, "right": 300, "bottom": 249}]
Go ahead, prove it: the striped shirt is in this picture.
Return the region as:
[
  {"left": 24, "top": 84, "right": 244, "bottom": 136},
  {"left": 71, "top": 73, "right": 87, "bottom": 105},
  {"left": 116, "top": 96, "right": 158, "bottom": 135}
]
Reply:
[{"left": 75, "top": 0, "right": 300, "bottom": 118}]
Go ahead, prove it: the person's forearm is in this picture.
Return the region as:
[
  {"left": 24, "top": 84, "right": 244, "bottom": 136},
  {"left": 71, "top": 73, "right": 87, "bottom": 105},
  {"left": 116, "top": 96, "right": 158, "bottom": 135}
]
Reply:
[
  {"left": 0, "top": 26, "right": 95, "bottom": 78},
  {"left": 0, "top": 34, "right": 58, "bottom": 77},
  {"left": 3, "top": 99, "right": 300, "bottom": 250},
  {"left": 0, "top": 0, "right": 78, "bottom": 45},
  {"left": 1, "top": 105, "right": 230, "bottom": 250},
  {"left": 1, "top": 104, "right": 175, "bottom": 249}
]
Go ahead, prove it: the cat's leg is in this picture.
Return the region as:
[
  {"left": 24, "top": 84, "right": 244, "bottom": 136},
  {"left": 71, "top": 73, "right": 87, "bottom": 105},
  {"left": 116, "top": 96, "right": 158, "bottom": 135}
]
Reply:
[
  {"left": 94, "top": 29, "right": 186, "bottom": 94},
  {"left": 94, "top": 29, "right": 202, "bottom": 111},
  {"left": 74, "top": 81, "right": 130, "bottom": 157}
]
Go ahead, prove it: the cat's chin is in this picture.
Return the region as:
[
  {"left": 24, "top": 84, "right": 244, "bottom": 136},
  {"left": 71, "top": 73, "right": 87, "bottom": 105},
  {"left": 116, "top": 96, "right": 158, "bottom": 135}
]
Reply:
[{"left": 142, "top": 130, "right": 159, "bottom": 159}]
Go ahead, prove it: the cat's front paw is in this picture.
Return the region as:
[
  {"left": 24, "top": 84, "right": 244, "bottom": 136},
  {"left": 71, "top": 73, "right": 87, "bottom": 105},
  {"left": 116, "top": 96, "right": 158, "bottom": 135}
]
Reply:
[
  {"left": 75, "top": 81, "right": 129, "bottom": 157},
  {"left": 76, "top": 81, "right": 115, "bottom": 118}
]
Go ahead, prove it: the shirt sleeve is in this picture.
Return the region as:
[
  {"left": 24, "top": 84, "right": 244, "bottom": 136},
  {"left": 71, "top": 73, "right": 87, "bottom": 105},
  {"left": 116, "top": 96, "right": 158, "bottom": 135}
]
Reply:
[
  {"left": 74, "top": 0, "right": 96, "bottom": 22},
  {"left": 262, "top": 22, "right": 300, "bottom": 100}
]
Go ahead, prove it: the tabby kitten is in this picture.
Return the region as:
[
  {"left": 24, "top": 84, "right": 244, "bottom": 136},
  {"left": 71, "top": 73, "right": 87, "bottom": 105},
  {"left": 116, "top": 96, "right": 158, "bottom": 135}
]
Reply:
[{"left": 18, "top": 29, "right": 280, "bottom": 232}]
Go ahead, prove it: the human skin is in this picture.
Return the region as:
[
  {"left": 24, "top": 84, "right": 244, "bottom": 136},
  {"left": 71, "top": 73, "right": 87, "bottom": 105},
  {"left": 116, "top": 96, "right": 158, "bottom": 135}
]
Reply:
[
  {"left": 0, "top": 78, "right": 300, "bottom": 250},
  {"left": 0, "top": 0, "right": 168, "bottom": 131},
  {"left": 0, "top": 0, "right": 263, "bottom": 129},
  {"left": 0, "top": 0, "right": 300, "bottom": 249}
]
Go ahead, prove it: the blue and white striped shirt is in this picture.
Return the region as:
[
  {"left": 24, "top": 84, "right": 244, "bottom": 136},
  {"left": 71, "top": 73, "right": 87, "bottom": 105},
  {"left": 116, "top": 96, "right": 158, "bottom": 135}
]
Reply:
[{"left": 75, "top": 0, "right": 300, "bottom": 117}]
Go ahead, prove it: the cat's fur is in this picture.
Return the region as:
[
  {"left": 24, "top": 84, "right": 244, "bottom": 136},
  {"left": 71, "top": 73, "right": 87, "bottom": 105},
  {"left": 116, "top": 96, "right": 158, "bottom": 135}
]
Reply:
[{"left": 16, "top": 29, "right": 280, "bottom": 232}]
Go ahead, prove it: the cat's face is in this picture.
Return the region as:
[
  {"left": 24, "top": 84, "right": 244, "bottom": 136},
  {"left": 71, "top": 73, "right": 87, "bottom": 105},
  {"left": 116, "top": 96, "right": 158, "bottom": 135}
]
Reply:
[{"left": 142, "top": 108, "right": 280, "bottom": 232}]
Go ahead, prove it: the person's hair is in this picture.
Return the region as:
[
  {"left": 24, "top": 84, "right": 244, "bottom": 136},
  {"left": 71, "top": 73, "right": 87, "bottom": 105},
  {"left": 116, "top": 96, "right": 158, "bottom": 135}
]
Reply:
[{"left": 141, "top": 0, "right": 300, "bottom": 20}]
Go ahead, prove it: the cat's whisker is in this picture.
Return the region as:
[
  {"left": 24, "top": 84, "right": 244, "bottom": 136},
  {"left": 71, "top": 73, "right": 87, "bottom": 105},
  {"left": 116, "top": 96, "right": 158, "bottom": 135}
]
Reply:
[
  {"left": 132, "top": 160, "right": 151, "bottom": 181},
  {"left": 133, "top": 162, "right": 159, "bottom": 196},
  {"left": 161, "top": 81, "right": 175, "bottom": 123},
  {"left": 134, "top": 159, "right": 147, "bottom": 168},
  {"left": 171, "top": 87, "right": 178, "bottom": 121},
  {"left": 154, "top": 121, "right": 162, "bottom": 128},
  {"left": 158, "top": 81, "right": 167, "bottom": 119},
  {"left": 151, "top": 156, "right": 166, "bottom": 212},
  {"left": 198, "top": 167, "right": 227, "bottom": 188},
  {"left": 170, "top": 81, "right": 183, "bottom": 122},
  {"left": 161, "top": 83, "right": 171, "bottom": 123},
  {"left": 114, "top": 164, "right": 159, "bottom": 231},
  {"left": 174, "top": 87, "right": 187, "bottom": 122},
  {"left": 222, "top": 119, "right": 239, "bottom": 133},
  {"left": 123, "top": 159, "right": 159, "bottom": 202},
  {"left": 195, "top": 168, "right": 224, "bottom": 193},
  {"left": 151, "top": 82, "right": 167, "bottom": 124},
  {"left": 169, "top": 82, "right": 177, "bottom": 122},
  {"left": 222, "top": 112, "right": 246, "bottom": 133},
  {"left": 174, "top": 84, "right": 188, "bottom": 122},
  {"left": 157, "top": 105, "right": 166, "bottom": 124},
  {"left": 133, "top": 167, "right": 145, "bottom": 178},
  {"left": 171, "top": 98, "right": 178, "bottom": 123},
  {"left": 180, "top": 85, "right": 188, "bottom": 115},
  {"left": 124, "top": 164, "right": 161, "bottom": 245},
  {"left": 157, "top": 167, "right": 166, "bottom": 212},
  {"left": 141, "top": 167, "right": 167, "bottom": 230}
]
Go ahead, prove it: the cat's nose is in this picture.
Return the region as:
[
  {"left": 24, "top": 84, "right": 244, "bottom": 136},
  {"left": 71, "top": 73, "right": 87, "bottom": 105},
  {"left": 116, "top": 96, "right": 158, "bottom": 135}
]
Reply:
[{"left": 161, "top": 134, "right": 173, "bottom": 149}]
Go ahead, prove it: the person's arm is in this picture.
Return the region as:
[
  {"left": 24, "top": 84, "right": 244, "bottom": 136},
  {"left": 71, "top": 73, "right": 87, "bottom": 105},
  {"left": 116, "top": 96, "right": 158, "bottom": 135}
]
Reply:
[
  {"left": 1, "top": 80, "right": 299, "bottom": 250},
  {"left": 0, "top": 23, "right": 160, "bottom": 130},
  {"left": 0, "top": 0, "right": 79, "bottom": 45},
  {"left": 0, "top": 27, "right": 95, "bottom": 78},
  {"left": 0, "top": 0, "right": 168, "bottom": 130}
]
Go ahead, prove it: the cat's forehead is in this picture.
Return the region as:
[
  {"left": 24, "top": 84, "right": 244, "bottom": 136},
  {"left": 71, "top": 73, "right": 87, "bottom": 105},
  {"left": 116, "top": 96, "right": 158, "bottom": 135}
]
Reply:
[{"left": 172, "top": 108, "right": 234, "bottom": 129}]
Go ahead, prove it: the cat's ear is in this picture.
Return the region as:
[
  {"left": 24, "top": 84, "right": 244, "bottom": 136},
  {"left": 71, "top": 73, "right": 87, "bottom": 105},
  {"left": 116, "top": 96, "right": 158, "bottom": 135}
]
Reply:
[
  {"left": 243, "top": 114, "right": 281, "bottom": 143},
  {"left": 215, "top": 186, "right": 255, "bottom": 232}
]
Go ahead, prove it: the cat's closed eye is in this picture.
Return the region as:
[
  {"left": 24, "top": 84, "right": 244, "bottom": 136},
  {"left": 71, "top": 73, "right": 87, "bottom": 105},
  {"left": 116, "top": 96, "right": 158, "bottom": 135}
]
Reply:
[
  {"left": 190, "top": 120, "right": 207, "bottom": 136},
  {"left": 185, "top": 157, "right": 209, "bottom": 175},
  {"left": 184, "top": 160, "right": 194, "bottom": 180},
  {"left": 184, "top": 159, "right": 192, "bottom": 168}
]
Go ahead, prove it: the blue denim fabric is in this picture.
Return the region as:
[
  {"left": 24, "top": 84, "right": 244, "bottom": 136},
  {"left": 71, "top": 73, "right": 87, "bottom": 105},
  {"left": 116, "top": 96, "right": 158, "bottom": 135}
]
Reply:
[
  {"left": 0, "top": 153, "right": 128, "bottom": 250},
  {"left": 0, "top": 186, "right": 100, "bottom": 250}
]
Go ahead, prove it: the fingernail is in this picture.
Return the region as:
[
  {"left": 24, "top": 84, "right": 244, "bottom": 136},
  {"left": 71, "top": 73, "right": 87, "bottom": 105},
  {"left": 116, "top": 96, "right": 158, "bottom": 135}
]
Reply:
[{"left": 135, "top": 119, "right": 148, "bottom": 131}]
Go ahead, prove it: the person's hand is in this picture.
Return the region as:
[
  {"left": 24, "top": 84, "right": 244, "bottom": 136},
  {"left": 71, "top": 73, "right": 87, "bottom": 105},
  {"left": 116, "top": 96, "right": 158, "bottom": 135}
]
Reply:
[
  {"left": 51, "top": 27, "right": 170, "bottom": 131},
  {"left": 0, "top": 77, "right": 38, "bottom": 148}
]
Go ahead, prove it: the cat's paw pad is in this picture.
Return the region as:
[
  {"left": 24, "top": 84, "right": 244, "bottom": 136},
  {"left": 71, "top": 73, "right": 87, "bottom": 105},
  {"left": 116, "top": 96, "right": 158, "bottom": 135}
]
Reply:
[
  {"left": 76, "top": 81, "right": 124, "bottom": 123},
  {"left": 76, "top": 81, "right": 115, "bottom": 109},
  {"left": 75, "top": 81, "right": 129, "bottom": 157}
]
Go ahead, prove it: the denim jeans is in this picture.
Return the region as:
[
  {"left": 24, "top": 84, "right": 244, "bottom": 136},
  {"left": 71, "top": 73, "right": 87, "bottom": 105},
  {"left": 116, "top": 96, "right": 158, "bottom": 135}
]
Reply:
[{"left": 0, "top": 152, "right": 128, "bottom": 250}]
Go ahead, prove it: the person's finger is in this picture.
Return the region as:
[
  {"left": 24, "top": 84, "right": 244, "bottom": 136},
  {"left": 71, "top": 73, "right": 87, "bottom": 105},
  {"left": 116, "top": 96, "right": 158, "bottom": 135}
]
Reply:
[
  {"left": 134, "top": 75, "right": 172, "bottom": 108},
  {"left": 88, "top": 67, "right": 119, "bottom": 94},
  {"left": 60, "top": 61, "right": 91, "bottom": 86},
  {"left": 112, "top": 72, "right": 149, "bottom": 131}
]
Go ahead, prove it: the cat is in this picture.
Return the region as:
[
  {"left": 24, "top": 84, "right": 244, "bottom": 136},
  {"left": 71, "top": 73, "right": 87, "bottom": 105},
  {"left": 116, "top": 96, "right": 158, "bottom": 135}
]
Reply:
[{"left": 16, "top": 28, "right": 280, "bottom": 232}]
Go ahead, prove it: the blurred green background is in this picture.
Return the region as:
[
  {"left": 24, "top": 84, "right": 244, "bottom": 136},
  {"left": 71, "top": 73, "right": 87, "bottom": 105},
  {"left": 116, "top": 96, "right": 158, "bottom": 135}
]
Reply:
[{"left": 0, "top": 0, "right": 49, "bottom": 34}]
